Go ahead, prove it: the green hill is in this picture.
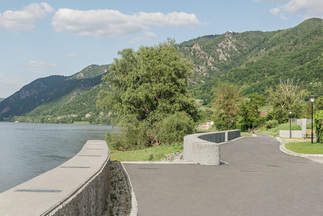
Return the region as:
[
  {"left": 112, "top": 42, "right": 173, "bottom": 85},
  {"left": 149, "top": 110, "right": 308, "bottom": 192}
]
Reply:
[
  {"left": 178, "top": 18, "right": 323, "bottom": 103},
  {"left": 0, "top": 65, "right": 112, "bottom": 123},
  {"left": 19, "top": 82, "right": 114, "bottom": 124},
  {"left": 1, "top": 18, "right": 323, "bottom": 123}
]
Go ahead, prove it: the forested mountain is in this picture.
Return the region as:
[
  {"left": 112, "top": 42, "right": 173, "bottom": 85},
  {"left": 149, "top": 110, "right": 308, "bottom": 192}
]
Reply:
[
  {"left": 0, "top": 65, "right": 111, "bottom": 123},
  {"left": 0, "top": 98, "right": 3, "bottom": 103},
  {"left": 178, "top": 18, "right": 323, "bottom": 103},
  {"left": 1, "top": 18, "right": 322, "bottom": 123}
]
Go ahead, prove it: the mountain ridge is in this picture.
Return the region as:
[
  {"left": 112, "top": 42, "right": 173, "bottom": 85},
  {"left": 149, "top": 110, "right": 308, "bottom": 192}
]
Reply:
[
  {"left": 0, "top": 65, "right": 109, "bottom": 122},
  {"left": 1, "top": 18, "right": 322, "bottom": 122},
  {"left": 178, "top": 18, "right": 323, "bottom": 103}
]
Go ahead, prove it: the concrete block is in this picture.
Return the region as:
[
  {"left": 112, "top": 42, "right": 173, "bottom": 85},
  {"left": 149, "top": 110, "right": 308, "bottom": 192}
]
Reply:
[{"left": 183, "top": 130, "right": 240, "bottom": 166}]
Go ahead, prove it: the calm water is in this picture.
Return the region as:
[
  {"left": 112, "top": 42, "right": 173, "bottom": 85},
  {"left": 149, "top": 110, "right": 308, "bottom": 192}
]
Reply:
[{"left": 0, "top": 122, "right": 112, "bottom": 193}]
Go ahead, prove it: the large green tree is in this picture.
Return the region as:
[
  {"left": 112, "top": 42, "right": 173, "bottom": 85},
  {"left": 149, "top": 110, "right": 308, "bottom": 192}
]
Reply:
[
  {"left": 240, "top": 93, "right": 266, "bottom": 128},
  {"left": 98, "top": 41, "right": 198, "bottom": 150},
  {"left": 212, "top": 83, "right": 242, "bottom": 130}
]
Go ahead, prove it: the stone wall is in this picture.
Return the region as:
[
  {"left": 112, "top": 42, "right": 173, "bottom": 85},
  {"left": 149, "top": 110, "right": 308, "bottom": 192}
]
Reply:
[
  {"left": 0, "top": 140, "right": 110, "bottom": 216},
  {"left": 183, "top": 130, "right": 240, "bottom": 166},
  {"left": 48, "top": 153, "right": 110, "bottom": 216}
]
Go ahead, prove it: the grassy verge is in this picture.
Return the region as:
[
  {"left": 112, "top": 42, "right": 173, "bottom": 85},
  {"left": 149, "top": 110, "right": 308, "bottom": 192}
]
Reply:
[
  {"left": 285, "top": 142, "right": 323, "bottom": 154},
  {"left": 257, "top": 123, "right": 301, "bottom": 137},
  {"left": 110, "top": 143, "right": 183, "bottom": 161}
]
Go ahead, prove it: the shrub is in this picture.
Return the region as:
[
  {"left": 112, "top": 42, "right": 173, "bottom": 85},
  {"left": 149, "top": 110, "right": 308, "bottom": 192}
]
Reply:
[
  {"left": 157, "top": 112, "right": 196, "bottom": 145},
  {"left": 253, "top": 116, "right": 266, "bottom": 128},
  {"left": 106, "top": 120, "right": 151, "bottom": 151},
  {"left": 106, "top": 112, "right": 196, "bottom": 151},
  {"left": 265, "top": 120, "right": 279, "bottom": 130}
]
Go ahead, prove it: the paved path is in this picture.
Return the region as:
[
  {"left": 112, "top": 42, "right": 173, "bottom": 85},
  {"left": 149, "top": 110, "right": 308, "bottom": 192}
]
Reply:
[{"left": 123, "top": 134, "right": 323, "bottom": 216}]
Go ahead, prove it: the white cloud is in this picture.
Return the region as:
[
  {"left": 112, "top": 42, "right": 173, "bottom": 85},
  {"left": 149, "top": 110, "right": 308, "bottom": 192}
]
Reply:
[
  {"left": 52, "top": 9, "right": 201, "bottom": 37},
  {"left": 270, "top": 0, "right": 323, "bottom": 19},
  {"left": 25, "top": 61, "right": 57, "bottom": 68},
  {"left": 0, "top": 2, "right": 54, "bottom": 32},
  {"left": 270, "top": 7, "right": 288, "bottom": 19},
  {"left": 66, "top": 54, "right": 78, "bottom": 57},
  {"left": 129, "top": 31, "right": 157, "bottom": 44}
]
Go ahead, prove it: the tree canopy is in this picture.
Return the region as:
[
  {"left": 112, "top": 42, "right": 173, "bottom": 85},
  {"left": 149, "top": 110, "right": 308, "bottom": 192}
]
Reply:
[
  {"left": 98, "top": 41, "right": 198, "bottom": 150},
  {"left": 212, "top": 83, "right": 242, "bottom": 130},
  {"left": 267, "top": 78, "right": 308, "bottom": 122},
  {"left": 240, "top": 93, "right": 266, "bottom": 128}
]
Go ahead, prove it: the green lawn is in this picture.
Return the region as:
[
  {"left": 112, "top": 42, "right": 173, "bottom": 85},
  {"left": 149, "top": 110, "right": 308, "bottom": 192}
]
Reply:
[
  {"left": 110, "top": 143, "right": 183, "bottom": 161},
  {"left": 285, "top": 142, "right": 323, "bottom": 154}
]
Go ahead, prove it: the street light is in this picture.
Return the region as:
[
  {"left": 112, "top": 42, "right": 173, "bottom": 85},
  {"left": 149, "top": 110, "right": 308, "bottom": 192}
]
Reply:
[
  {"left": 289, "top": 109, "right": 292, "bottom": 138},
  {"left": 310, "top": 93, "right": 315, "bottom": 144}
]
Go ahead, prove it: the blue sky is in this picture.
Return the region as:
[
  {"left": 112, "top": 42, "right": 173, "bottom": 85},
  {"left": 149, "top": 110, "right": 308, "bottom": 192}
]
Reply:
[{"left": 0, "top": 0, "right": 322, "bottom": 98}]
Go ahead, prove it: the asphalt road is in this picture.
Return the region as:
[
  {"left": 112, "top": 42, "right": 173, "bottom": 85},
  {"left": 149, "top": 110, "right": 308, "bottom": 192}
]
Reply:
[{"left": 123, "top": 134, "right": 323, "bottom": 216}]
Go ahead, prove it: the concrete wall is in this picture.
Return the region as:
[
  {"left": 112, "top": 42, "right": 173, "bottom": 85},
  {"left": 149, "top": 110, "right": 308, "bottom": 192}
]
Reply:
[
  {"left": 279, "top": 130, "right": 304, "bottom": 138},
  {"left": 297, "top": 118, "right": 307, "bottom": 137},
  {"left": 279, "top": 118, "right": 307, "bottom": 138},
  {"left": 183, "top": 130, "right": 240, "bottom": 166},
  {"left": 0, "top": 140, "right": 110, "bottom": 216}
]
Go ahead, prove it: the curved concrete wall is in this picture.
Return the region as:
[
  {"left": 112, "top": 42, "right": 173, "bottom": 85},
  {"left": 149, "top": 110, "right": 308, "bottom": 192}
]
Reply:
[
  {"left": 0, "top": 140, "right": 110, "bottom": 216},
  {"left": 183, "top": 130, "right": 240, "bottom": 165}
]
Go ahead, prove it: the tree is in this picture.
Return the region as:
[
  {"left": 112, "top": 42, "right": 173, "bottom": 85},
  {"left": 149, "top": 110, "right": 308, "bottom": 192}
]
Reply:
[
  {"left": 314, "top": 96, "right": 323, "bottom": 112},
  {"left": 97, "top": 40, "right": 198, "bottom": 150},
  {"left": 212, "top": 83, "right": 242, "bottom": 130},
  {"left": 240, "top": 93, "right": 266, "bottom": 128},
  {"left": 268, "top": 78, "right": 308, "bottom": 110},
  {"left": 314, "top": 110, "right": 323, "bottom": 143},
  {"left": 267, "top": 78, "right": 308, "bottom": 123}
]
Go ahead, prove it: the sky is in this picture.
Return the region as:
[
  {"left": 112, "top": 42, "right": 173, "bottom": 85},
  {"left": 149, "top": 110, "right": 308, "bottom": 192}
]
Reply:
[{"left": 0, "top": 0, "right": 322, "bottom": 98}]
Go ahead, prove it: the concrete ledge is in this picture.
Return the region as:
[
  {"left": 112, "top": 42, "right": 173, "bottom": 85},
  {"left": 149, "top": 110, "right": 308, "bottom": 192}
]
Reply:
[
  {"left": 183, "top": 130, "right": 240, "bottom": 166},
  {"left": 0, "top": 140, "right": 110, "bottom": 216}
]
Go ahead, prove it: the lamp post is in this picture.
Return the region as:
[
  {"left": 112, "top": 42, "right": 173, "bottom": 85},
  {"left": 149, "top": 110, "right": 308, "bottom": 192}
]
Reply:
[
  {"left": 310, "top": 93, "right": 315, "bottom": 144},
  {"left": 289, "top": 109, "right": 292, "bottom": 138}
]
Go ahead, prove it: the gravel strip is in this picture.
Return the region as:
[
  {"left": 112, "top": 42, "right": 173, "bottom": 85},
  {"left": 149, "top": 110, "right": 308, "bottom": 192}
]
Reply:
[{"left": 102, "top": 161, "right": 132, "bottom": 216}]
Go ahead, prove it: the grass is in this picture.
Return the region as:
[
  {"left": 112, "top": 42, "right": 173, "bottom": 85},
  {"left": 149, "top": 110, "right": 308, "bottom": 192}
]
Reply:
[
  {"left": 285, "top": 142, "right": 323, "bottom": 154},
  {"left": 257, "top": 123, "right": 301, "bottom": 137},
  {"left": 110, "top": 143, "right": 183, "bottom": 161},
  {"left": 277, "top": 123, "right": 302, "bottom": 131}
]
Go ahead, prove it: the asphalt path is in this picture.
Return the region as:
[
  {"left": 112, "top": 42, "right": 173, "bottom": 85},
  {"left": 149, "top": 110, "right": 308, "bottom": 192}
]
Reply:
[{"left": 123, "top": 134, "right": 323, "bottom": 216}]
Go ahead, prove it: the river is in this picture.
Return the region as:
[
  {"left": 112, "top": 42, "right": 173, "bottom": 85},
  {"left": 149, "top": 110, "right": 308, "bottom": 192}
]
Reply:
[{"left": 0, "top": 122, "right": 113, "bottom": 193}]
